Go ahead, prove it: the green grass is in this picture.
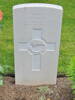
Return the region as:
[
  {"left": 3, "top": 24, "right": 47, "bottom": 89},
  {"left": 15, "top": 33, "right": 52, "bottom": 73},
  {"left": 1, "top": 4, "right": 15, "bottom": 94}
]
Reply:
[{"left": 0, "top": 0, "right": 75, "bottom": 74}]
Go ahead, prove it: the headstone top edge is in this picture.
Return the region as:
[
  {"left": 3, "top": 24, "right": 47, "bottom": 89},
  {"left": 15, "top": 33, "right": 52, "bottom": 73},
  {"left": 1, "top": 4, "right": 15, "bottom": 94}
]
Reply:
[{"left": 13, "top": 3, "right": 63, "bottom": 11}]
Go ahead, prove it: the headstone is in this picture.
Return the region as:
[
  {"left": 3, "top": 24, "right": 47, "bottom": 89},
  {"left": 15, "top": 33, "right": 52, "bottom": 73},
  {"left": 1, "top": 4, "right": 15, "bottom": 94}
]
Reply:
[{"left": 13, "top": 3, "right": 63, "bottom": 85}]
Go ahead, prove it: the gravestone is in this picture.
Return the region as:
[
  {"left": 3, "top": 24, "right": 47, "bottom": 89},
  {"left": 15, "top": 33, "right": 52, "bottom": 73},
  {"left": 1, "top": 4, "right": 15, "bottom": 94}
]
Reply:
[{"left": 13, "top": 3, "right": 63, "bottom": 85}]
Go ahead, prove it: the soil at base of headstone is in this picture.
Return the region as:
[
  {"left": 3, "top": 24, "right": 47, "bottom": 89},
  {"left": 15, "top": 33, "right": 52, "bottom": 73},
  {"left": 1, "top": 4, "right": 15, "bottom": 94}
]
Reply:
[{"left": 0, "top": 77, "right": 72, "bottom": 100}]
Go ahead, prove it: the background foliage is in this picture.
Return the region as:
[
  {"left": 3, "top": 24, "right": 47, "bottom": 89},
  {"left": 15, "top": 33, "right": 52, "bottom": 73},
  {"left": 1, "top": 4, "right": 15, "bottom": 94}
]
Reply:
[{"left": 0, "top": 0, "right": 75, "bottom": 74}]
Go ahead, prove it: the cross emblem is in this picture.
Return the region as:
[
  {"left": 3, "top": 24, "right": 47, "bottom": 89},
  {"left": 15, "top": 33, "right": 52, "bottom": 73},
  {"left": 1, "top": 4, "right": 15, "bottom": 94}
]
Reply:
[{"left": 18, "top": 29, "right": 55, "bottom": 71}]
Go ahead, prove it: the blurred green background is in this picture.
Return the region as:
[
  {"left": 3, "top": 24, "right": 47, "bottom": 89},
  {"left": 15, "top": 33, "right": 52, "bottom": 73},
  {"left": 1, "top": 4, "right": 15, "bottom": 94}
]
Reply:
[{"left": 0, "top": 0, "right": 75, "bottom": 74}]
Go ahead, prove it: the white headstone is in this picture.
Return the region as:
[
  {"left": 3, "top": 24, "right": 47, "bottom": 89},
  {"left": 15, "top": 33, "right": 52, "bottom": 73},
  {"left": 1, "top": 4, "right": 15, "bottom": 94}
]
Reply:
[{"left": 13, "top": 3, "right": 63, "bottom": 85}]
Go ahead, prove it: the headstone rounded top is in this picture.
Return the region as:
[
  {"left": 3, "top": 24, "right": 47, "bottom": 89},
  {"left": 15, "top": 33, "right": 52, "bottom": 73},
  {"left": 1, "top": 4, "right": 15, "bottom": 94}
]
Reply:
[{"left": 13, "top": 3, "right": 63, "bottom": 11}]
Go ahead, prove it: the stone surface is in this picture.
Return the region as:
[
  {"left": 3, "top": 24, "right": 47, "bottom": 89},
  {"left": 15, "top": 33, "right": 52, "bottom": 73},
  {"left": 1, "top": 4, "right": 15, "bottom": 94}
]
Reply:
[{"left": 13, "top": 3, "right": 63, "bottom": 85}]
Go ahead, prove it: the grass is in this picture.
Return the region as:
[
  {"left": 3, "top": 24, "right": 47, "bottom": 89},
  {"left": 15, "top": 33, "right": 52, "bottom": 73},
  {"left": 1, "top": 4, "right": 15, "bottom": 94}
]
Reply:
[{"left": 0, "top": 0, "right": 75, "bottom": 74}]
